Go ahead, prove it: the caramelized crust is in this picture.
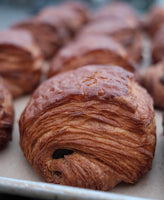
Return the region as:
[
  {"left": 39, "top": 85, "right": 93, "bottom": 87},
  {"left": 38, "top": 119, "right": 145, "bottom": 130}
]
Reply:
[
  {"left": 144, "top": 5, "right": 164, "bottom": 37},
  {"left": 0, "top": 79, "right": 14, "bottom": 150},
  {"left": 79, "top": 18, "right": 142, "bottom": 62},
  {"left": 152, "top": 25, "right": 164, "bottom": 63},
  {"left": 19, "top": 65, "right": 156, "bottom": 190},
  {"left": 48, "top": 35, "right": 135, "bottom": 77},
  {"left": 0, "top": 29, "right": 43, "bottom": 98},
  {"left": 142, "top": 62, "right": 164, "bottom": 109}
]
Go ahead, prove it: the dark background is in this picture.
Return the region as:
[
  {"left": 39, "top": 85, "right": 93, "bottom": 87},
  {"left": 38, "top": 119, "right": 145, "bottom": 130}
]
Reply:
[{"left": 0, "top": 0, "right": 162, "bottom": 30}]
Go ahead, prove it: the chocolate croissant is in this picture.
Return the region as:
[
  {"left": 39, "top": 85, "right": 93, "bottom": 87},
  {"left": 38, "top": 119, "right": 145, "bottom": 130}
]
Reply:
[
  {"left": 48, "top": 35, "right": 135, "bottom": 77},
  {"left": 0, "top": 29, "right": 43, "bottom": 98},
  {"left": 13, "top": 2, "right": 89, "bottom": 59},
  {"left": 144, "top": 5, "right": 164, "bottom": 37},
  {"left": 142, "top": 62, "right": 164, "bottom": 109},
  {"left": 19, "top": 65, "right": 156, "bottom": 190},
  {"left": 152, "top": 25, "right": 164, "bottom": 63},
  {"left": 0, "top": 79, "right": 14, "bottom": 150},
  {"left": 79, "top": 18, "right": 142, "bottom": 62},
  {"left": 37, "top": 1, "right": 90, "bottom": 36}
]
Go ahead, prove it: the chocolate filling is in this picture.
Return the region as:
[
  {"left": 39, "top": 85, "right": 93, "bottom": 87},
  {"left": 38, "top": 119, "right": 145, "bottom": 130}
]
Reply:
[{"left": 52, "top": 149, "right": 74, "bottom": 159}]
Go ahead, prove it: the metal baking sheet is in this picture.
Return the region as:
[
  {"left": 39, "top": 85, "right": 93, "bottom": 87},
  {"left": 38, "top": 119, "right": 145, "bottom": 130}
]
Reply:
[{"left": 0, "top": 96, "right": 163, "bottom": 200}]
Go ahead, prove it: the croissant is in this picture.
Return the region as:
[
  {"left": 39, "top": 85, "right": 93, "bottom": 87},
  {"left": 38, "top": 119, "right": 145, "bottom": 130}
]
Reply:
[
  {"left": 0, "top": 79, "right": 14, "bottom": 150},
  {"left": 144, "top": 5, "right": 164, "bottom": 37},
  {"left": 48, "top": 35, "right": 135, "bottom": 77},
  {"left": 79, "top": 18, "right": 142, "bottom": 62},
  {"left": 19, "top": 65, "right": 156, "bottom": 190},
  {"left": 0, "top": 29, "right": 43, "bottom": 98},
  {"left": 152, "top": 25, "right": 164, "bottom": 63},
  {"left": 142, "top": 62, "right": 164, "bottom": 109}
]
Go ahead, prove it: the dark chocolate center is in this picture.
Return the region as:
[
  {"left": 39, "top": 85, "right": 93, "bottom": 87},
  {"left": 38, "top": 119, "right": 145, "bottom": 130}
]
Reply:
[{"left": 52, "top": 149, "right": 74, "bottom": 159}]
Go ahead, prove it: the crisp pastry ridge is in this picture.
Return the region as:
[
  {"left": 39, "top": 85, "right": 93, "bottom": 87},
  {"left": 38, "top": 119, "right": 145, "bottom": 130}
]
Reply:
[
  {"left": 0, "top": 79, "right": 14, "bottom": 150},
  {"left": 0, "top": 29, "right": 43, "bottom": 98},
  {"left": 19, "top": 65, "right": 156, "bottom": 190}
]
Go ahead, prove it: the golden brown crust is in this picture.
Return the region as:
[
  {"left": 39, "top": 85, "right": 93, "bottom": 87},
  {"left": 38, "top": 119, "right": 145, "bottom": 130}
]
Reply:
[
  {"left": 0, "top": 29, "right": 43, "bottom": 98},
  {"left": 142, "top": 62, "right": 164, "bottom": 109},
  {"left": 78, "top": 18, "right": 142, "bottom": 62},
  {"left": 0, "top": 79, "right": 14, "bottom": 150},
  {"left": 19, "top": 65, "right": 156, "bottom": 190},
  {"left": 152, "top": 25, "right": 164, "bottom": 63},
  {"left": 144, "top": 5, "right": 164, "bottom": 37},
  {"left": 48, "top": 35, "right": 136, "bottom": 77}
]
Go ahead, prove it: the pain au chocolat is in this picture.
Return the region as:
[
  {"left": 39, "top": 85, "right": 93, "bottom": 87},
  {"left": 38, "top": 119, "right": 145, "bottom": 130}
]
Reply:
[
  {"left": 13, "top": 1, "right": 90, "bottom": 59},
  {"left": 0, "top": 29, "right": 43, "bottom": 98},
  {"left": 48, "top": 35, "right": 135, "bottom": 77},
  {"left": 142, "top": 62, "right": 164, "bottom": 109},
  {"left": 0, "top": 79, "right": 14, "bottom": 150},
  {"left": 19, "top": 65, "right": 156, "bottom": 190},
  {"left": 79, "top": 18, "right": 142, "bottom": 62}
]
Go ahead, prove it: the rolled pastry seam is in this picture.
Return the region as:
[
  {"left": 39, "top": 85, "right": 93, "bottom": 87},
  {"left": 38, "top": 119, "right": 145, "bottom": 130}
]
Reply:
[
  {"left": 0, "top": 29, "right": 43, "bottom": 98},
  {"left": 19, "top": 65, "right": 156, "bottom": 190},
  {"left": 48, "top": 35, "right": 136, "bottom": 77}
]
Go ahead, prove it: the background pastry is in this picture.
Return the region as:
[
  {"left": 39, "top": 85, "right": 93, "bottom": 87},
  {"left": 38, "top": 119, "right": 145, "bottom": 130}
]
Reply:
[
  {"left": 152, "top": 25, "right": 164, "bottom": 63},
  {"left": 19, "top": 65, "right": 156, "bottom": 191},
  {"left": 78, "top": 18, "right": 142, "bottom": 62},
  {"left": 0, "top": 29, "right": 43, "bottom": 98},
  {"left": 142, "top": 62, "right": 164, "bottom": 109},
  {"left": 48, "top": 35, "right": 135, "bottom": 77},
  {"left": 144, "top": 5, "right": 164, "bottom": 37},
  {"left": 0, "top": 79, "right": 14, "bottom": 150},
  {"left": 13, "top": 1, "right": 90, "bottom": 59},
  {"left": 37, "top": 1, "right": 90, "bottom": 37},
  {"left": 93, "top": 1, "right": 139, "bottom": 24}
]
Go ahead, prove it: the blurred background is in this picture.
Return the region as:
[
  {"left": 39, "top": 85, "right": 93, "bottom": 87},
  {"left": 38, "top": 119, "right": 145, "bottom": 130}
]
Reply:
[{"left": 0, "top": 0, "right": 164, "bottom": 29}]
